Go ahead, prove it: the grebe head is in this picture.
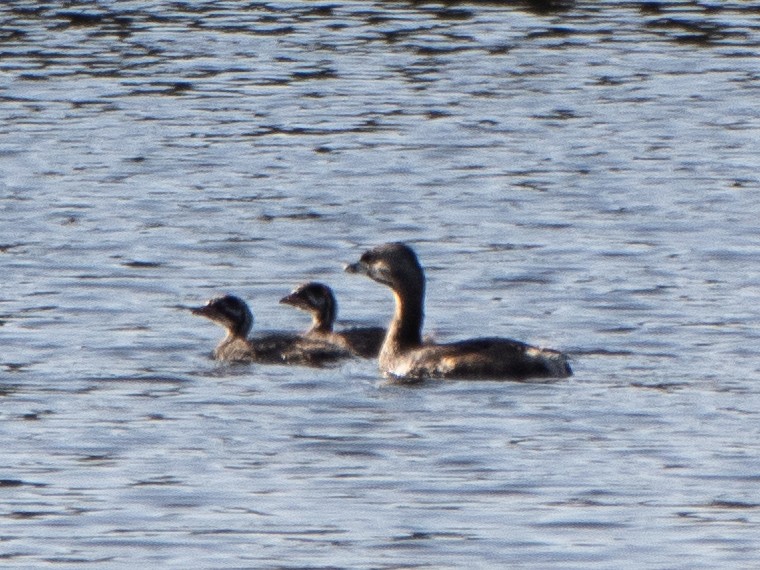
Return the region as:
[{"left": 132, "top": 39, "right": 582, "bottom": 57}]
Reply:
[
  {"left": 191, "top": 294, "right": 253, "bottom": 338},
  {"left": 345, "top": 242, "right": 424, "bottom": 294},
  {"left": 280, "top": 282, "right": 337, "bottom": 331}
]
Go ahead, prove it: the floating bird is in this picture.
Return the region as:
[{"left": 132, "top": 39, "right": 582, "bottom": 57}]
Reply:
[
  {"left": 191, "top": 294, "right": 349, "bottom": 366},
  {"left": 345, "top": 242, "right": 572, "bottom": 381},
  {"left": 280, "top": 282, "right": 385, "bottom": 358}
]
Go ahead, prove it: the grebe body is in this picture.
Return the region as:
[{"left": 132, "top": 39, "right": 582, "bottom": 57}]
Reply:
[
  {"left": 280, "top": 282, "right": 385, "bottom": 358},
  {"left": 345, "top": 243, "right": 571, "bottom": 381},
  {"left": 191, "top": 294, "right": 349, "bottom": 366}
]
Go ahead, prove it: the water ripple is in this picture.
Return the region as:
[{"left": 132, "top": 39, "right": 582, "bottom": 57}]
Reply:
[{"left": 1, "top": 0, "right": 759, "bottom": 568}]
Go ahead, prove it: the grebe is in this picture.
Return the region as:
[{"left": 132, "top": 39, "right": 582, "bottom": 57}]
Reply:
[
  {"left": 345, "top": 242, "right": 572, "bottom": 380},
  {"left": 191, "top": 294, "right": 349, "bottom": 366},
  {"left": 279, "top": 282, "right": 385, "bottom": 358}
]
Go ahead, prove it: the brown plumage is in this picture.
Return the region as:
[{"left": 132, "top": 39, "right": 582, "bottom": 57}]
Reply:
[
  {"left": 191, "top": 294, "right": 349, "bottom": 366},
  {"left": 279, "top": 282, "right": 385, "bottom": 358},
  {"left": 345, "top": 242, "right": 572, "bottom": 381}
]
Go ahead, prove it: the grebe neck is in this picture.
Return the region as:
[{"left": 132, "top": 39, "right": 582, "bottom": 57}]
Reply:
[
  {"left": 311, "top": 288, "right": 336, "bottom": 335},
  {"left": 383, "top": 283, "right": 424, "bottom": 353},
  {"left": 309, "top": 314, "right": 333, "bottom": 335},
  {"left": 231, "top": 314, "right": 252, "bottom": 339}
]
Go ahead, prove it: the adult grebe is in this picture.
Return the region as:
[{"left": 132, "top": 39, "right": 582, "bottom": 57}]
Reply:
[
  {"left": 345, "top": 242, "right": 572, "bottom": 380},
  {"left": 279, "top": 282, "right": 385, "bottom": 358},
  {"left": 191, "top": 294, "right": 349, "bottom": 366}
]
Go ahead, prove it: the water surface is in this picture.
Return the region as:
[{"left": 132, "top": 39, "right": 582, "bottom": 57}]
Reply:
[{"left": 1, "top": 1, "right": 759, "bottom": 568}]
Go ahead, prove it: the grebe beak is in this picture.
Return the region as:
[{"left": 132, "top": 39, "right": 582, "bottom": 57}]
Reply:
[
  {"left": 344, "top": 261, "right": 369, "bottom": 275},
  {"left": 190, "top": 305, "right": 211, "bottom": 316},
  {"left": 279, "top": 292, "right": 302, "bottom": 307}
]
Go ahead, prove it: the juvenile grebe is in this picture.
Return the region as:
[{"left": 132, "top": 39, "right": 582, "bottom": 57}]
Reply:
[
  {"left": 279, "top": 282, "right": 385, "bottom": 358},
  {"left": 345, "top": 242, "right": 572, "bottom": 380},
  {"left": 191, "top": 294, "right": 349, "bottom": 366}
]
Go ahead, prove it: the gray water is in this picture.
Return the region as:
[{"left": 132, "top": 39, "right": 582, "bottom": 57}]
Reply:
[{"left": 2, "top": 1, "right": 760, "bottom": 567}]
